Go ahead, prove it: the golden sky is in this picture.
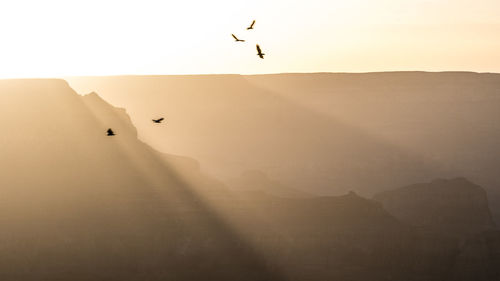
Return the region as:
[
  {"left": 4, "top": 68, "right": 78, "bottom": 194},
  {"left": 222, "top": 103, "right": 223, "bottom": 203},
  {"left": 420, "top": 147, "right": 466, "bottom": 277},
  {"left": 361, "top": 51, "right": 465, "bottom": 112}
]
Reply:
[{"left": 0, "top": 0, "right": 499, "bottom": 77}]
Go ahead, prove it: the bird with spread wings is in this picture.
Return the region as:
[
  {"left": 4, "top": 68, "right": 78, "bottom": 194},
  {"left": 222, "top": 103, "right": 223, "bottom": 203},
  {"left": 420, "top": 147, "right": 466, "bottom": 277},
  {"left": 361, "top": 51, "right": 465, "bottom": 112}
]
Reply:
[
  {"left": 256, "top": 44, "right": 265, "bottom": 59},
  {"left": 231, "top": 34, "right": 245, "bottom": 42},
  {"left": 247, "top": 20, "right": 255, "bottom": 30}
]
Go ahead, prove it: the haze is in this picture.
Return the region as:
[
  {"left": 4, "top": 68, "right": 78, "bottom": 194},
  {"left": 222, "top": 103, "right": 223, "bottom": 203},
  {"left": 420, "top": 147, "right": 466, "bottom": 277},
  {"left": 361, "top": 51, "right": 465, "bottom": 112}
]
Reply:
[
  {"left": 2, "top": 0, "right": 500, "bottom": 279},
  {"left": 1, "top": 0, "right": 500, "bottom": 78},
  {"left": 3, "top": 75, "right": 500, "bottom": 280}
]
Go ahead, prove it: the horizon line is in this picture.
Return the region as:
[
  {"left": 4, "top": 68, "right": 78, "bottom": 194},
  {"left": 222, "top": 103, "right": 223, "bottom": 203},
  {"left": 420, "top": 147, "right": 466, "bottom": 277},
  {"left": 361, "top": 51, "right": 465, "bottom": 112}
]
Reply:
[{"left": 1, "top": 70, "right": 500, "bottom": 80}]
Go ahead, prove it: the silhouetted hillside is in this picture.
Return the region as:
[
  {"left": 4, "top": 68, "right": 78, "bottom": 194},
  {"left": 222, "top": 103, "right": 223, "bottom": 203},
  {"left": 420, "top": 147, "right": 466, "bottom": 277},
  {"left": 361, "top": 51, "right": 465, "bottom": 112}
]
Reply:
[
  {"left": 2, "top": 79, "right": 499, "bottom": 280},
  {"left": 67, "top": 72, "right": 500, "bottom": 222},
  {"left": 374, "top": 178, "right": 495, "bottom": 235},
  {"left": 0, "top": 79, "right": 282, "bottom": 281},
  {"left": 66, "top": 74, "right": 456, "bottom": 196}
]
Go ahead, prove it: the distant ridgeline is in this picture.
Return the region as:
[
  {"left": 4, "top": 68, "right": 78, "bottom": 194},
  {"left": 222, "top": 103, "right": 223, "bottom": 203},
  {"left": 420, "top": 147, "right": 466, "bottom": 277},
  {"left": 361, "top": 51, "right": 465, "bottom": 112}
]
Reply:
[
  {"left": 0, "top": 79, "right": 498, "bottom": 281},
  {"left": 67, "top": 72, "right": 500, "bottom": 225}
]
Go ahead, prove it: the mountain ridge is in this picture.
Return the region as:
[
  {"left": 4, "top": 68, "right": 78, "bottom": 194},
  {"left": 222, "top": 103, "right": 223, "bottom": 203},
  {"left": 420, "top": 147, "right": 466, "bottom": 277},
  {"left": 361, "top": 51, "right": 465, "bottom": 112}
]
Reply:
[
  {"left": 2, "top": 78, "right": 500, "bottom": 280},
  {"left": 66, "top": 72, "right": 500, "bottom": 222}
]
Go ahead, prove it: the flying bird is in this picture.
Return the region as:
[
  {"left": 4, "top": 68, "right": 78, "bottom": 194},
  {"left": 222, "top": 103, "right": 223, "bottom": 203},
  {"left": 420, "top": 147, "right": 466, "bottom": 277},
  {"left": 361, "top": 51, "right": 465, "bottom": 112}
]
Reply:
[
  {"left": 232, "top": 34, "right": 245, "bottom": 42},
  {"left": 152, "top": 118, "right": 165, "bottom": 123},
  {"left": 107, "top": 128, "right": 116, "bottom": 136},
  {"left": 247, "top": 20, "right": 255, "bottom": 30},
  {"left": 256, "top": 44, "right": 265, "bottom": 59}
]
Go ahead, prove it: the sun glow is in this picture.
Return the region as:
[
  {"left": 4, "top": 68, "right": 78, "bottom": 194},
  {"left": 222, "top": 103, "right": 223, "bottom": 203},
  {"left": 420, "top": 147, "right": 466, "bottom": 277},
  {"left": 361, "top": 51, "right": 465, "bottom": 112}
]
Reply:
[{"left": 1, "top": 0, "right": 500, "bottom": 78}]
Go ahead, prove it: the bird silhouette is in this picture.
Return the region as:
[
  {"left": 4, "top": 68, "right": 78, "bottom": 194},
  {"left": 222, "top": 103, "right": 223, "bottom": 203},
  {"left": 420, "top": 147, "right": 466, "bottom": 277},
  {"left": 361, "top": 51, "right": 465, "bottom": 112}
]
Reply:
[
  {"left": 256, "top": 44, "right": 265, "bottom": 59},
  {"left": 247, "top": 20, "right": 255, "bottom": 30},
  {"left": 152, "top": 118, "right": 165, "bottom": 123},
  {"left": 107, "top": 128, "right": 116, "bottom": 136},
  {"left": 232, "top": 34, "right": 245, "bottom": 42}
]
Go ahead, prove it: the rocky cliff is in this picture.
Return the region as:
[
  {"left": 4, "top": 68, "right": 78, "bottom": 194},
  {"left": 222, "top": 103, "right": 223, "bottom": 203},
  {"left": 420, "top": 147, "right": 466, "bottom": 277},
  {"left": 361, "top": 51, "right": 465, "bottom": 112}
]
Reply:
[
  {"left": 0, "top": 79, "right": 498, "bottom": 280},
  {"left": 374, "top": 178, "right": 495, "bottom": 235}
]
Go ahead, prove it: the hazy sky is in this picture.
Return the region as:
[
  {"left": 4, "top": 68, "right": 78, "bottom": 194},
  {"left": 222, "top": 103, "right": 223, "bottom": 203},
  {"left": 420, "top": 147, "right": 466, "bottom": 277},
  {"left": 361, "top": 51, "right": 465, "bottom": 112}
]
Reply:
[{"left": 0, "top": 0, "right": 499, "bottom": 77}]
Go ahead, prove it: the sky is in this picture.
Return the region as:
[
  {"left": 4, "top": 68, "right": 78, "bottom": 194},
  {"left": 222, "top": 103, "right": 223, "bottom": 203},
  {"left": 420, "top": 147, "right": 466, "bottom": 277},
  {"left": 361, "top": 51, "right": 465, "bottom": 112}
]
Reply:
[{"left": 0, "top": 0, "right": 499, "bottom": 77}]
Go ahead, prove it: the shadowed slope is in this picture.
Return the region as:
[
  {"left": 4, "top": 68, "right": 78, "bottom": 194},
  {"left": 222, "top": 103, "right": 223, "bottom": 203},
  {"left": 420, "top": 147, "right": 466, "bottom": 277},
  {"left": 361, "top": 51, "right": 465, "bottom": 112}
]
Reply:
[
  {"left": 245, "top": 72, "right": 500, "bottom": 220},
  {"left": 0, "top": 79, "right": 284, "bottom": 281},
  {"left": 374, "top": 178, "right": 495, "bottom": 235},
  {"left": 3, "top": 79, "right": 498, "bottom": 280},
  {"left": 67, "top": 72, "right": 500, "bottom": 220},
  {"left": 67, "top": 74, "right": 453, "bottom": 196}
]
